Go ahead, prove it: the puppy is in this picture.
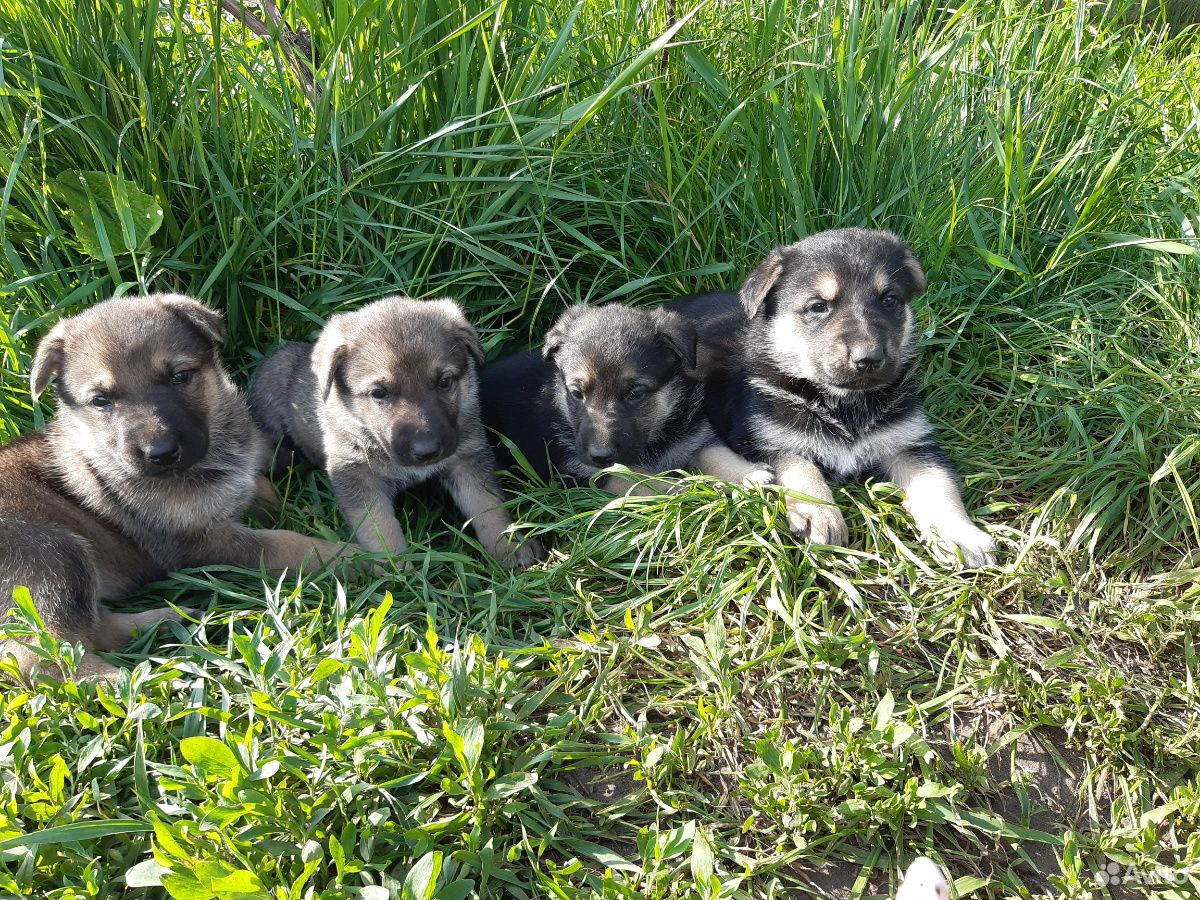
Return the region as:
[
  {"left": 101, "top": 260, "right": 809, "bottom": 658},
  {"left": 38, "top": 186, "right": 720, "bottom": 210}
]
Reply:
[
  {"left": 250, "top": 296, "right": 541, "bottom": 568},
  {"left": 671, "top": 228, "right": 995, "bottom": 567},
  {"left": 0, "top": 294, "right": 343, "bottom": 682},
  {"left": 480, "top": 302, "right": 768, "bottom": 494}
]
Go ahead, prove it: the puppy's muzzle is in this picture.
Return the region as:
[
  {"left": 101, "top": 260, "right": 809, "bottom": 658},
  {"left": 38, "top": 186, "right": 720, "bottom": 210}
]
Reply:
[
  {"left": 138, "top": 432, "right": 203, "bottom": 475},
  {"left": 393, "top": 430, "right": 457, "bottom": 467},
  {"left": 585, "top": 443, "right": 616, "bottom": 466},
  {"left": 410, "top": 434, "right": 444, "bottom": 464},
  {"left": 849, "top": 343, "right": 885, "bottom": 373}
]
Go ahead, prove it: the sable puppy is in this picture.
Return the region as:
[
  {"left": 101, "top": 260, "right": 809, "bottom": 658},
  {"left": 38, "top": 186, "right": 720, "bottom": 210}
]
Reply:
[
  {"left": 480, "top": 302, "right": 767, "bottom": 494},
  {"left": 0, "top": 294, "right": 343, "bottom": 682},
  {"left": 671, "top": 228, "right": 995, "bottom": 567},
  {"left": 250, "top": 296, "right": 540, "bottom": 568}
]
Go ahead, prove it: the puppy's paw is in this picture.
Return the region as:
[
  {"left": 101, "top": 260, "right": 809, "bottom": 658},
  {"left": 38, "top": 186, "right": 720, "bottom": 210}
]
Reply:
[
  {"left": 929, "top": 524, "right": 996, "bottom": 569},
  {"left": 602, "top": 472, "right": 668, "bottom": 497},
  {"left": 741, "top": 467, "right": 776, "bottom": 488},
  {"left": 786, "top": 498, "right": 848, "bottom": 547},
  {"left": 897, "top": 856, "right": 950, "bottom": 900},
  {"left": 496, "top": 534, "right": 546, "bottom": 570},
  {"left": 70, "top": 654, "right": 123, "bottom": 684}
]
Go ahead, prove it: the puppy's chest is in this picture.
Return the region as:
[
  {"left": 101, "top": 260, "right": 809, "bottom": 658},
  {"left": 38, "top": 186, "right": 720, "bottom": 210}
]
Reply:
[{"left": 750, "top": 391, "right": 931, "bottom": 480}]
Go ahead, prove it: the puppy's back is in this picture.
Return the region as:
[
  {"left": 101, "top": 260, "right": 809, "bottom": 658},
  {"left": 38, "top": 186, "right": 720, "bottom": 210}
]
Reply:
[
  {"left": 248, "top": 342, "right": 326, "bottom": 466},
  {"left": 667, "top": 291, "right": 746, "bottom": 377},
  {"left": 479, "top": 350, "right": 558, "bottom": 479}
]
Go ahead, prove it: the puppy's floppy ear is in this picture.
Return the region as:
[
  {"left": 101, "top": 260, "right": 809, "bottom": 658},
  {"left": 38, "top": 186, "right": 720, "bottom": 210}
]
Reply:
[
  {"left": 159, "top": 294, "right": 227, "bottom": 346},
  {"left": 30, "top": 320, "right": 67, "bottom": 401},
  {"left": 543, "top": 305, "right": 589, "bottom": 362},
  {"left": 428, "top": 298, "right": 484, "bottom": 368},
  {"left": 312, "top": 315, "right": 350, "bottom": 402},
  {"left": 739, "top": 249, "right": 784, "bottom": 319},
  {"left": 902, "top": 248, "right": 927, "bottom": 294},
  {"left": 654, "top": 308, "right": 697, "bottom": 371}
]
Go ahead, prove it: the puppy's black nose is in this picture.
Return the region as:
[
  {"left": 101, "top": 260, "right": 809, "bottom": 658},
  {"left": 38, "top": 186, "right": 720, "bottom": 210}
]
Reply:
[
  {"left": 143, "top": 438, "right": 181, "bottom": 470},
  {"left": 410, "top": 435, "right": 442, "bottom": 463},
  {"left": 588, "top": 446, "right": 616, "bottom": 466},
  {"left": 850, "top": 347, "right": 884, "bottom": 371}
]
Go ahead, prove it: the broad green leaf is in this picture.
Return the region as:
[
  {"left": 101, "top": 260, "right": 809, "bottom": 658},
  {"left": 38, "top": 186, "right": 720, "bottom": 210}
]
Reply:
[
  {"left": 402, "top": 851, "right": 441, "bottom": 900},
  {"left": 209, "top": 869, "right": 266, "bottom": 896},
  {"left": 162, "top": 871, "right": 215, "bottom": 900},
  {"left": 49, "top": 171, "right": 163, "bottom": 258},
  {"left": 690, "top": 826, "right": 715, "bottom": 884},
  {"left": 179, "top": 736, "right": 240, "bottom": 781},
  {"left": 126, "top": 859, "right": 172, "bottom": 888},
  {"left": 0, "top": 819, "right": 151, "bottom": 850},
  {"left": 484, "top": 771, "right": 537, "bottom": 800}
]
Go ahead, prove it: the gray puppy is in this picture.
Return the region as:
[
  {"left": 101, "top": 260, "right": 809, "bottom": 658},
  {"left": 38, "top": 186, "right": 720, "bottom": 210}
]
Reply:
[
  {"left": 0, "top": 294, "right": 344, "bottom": 681},
  {"left": 671, "top": 229, "right": 994, "bottom": 567},
  {"left": 250, "top": 296, "right": 541, "bottom": 568},
  {"left": 480, "top": 303, "right": 772, "bottom": 496}
]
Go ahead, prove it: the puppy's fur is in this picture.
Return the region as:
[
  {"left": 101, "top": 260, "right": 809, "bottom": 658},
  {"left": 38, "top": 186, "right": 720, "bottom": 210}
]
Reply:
[
  {"left": 250, "top": 296, "right": 540, "bottom": 568},
  {"left": 0, "top": 294, "right": 343, "bottom": 681},
  {"left": 671, "top": 228, "right": 994, "bottom": 567},
  {"left": 896, "top": 857, "right": 951, "bottom": 900},
  {"left": 480, "top": 302, "right": 766, "bottom": 494}
]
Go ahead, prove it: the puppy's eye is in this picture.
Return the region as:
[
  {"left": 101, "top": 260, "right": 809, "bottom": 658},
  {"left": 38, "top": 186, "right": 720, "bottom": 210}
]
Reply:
[
  {"left": 626, "top": 386, "right": 647, "bottom": 403},
  {"left": 880, "top": 293, "right": 900, "bottom": 309},
  {"left": 368, "top": 386, "right": 389, "bottom": 400},
  {"left": 437, "top": 372, "right": 457, "bottom": 391},
  {"left": 568, "top": 386, "right": 585, "bottom": 401},
  {"left": 170, "top": 370, "right": 195, "bottom": 386},
  {"left": 808, "top": 302, "right": 829, "bottom": 314},
  {"left": 90, "top": 394, "right": 111, "bottom": 410}
]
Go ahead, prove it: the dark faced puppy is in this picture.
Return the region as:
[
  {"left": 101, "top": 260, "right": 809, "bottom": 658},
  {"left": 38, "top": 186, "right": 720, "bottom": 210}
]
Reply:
[
  {"left": 250, "top": 296, "right": 540, "bottom": 568},
  {"left": 673, "top": 228, "right": 994, "bottom": 567},
  {"left": 744, "top": 228, "right": 924, "bottom": 393},
  {"left": 1, "top": 294, "right": 344, "bottom": 682},
  {"left": 481, "top": 302, "right": 737, "bottom": 495}
]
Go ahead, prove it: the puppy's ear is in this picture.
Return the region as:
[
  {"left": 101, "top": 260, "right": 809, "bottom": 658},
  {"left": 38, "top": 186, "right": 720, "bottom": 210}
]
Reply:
[
  {"left": 543, "top": 305, "right": 588, "bottom": 362},
  {"left": 30, "top": 320, "right": 67, "bottom": 401},
  {"left": 160, "top": 294, "right": 227, "bottom": 346},
  {"left": 312, "top": 316, "right": 350, "bottom": 402},
  {"left": 902, "top": 248, "right": 927, "bottom": 294},
  {"left": 428, "top": 298, "right": 484, "bottom": 368},
  {"left": 654, "top": 309, "right": 697, "bottom": 371},
  {"left": 740, "top": 249, "right": 784, "bottom": 319}
]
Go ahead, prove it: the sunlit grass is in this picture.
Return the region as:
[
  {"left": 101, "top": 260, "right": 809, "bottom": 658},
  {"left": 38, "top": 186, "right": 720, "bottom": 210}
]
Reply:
[{"left": 0, "top": 0, "right": 1198, "bottom": 897}]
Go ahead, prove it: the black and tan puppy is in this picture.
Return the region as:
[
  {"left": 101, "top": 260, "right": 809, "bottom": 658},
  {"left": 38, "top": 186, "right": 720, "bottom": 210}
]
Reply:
[
  {"left": 0, "top": 294, "right": 344, "bottom": 681},
  {"left": 249, "top": 296, "right": 541, "bottom": 568},
  {"left": 480, "top": 303, "right": 769, "bottom": 494},
  {"left": 671, "top": 228, "right": 995, "bottom": 567}
]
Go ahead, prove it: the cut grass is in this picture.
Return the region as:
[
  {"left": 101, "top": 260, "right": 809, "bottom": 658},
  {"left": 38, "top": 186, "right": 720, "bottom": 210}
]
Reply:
[{"left": 1, "top": 0, "right": 1199, "bottom": 897}]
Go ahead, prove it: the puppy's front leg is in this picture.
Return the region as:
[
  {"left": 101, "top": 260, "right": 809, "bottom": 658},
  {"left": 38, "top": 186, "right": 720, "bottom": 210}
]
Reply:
[
  {"left": 441, "top": 451, "right": 544, "bottom": 568},
  {"left": 204, "top": 524, "right": 343, "bottom": 574},
  {"left": 330, "top": 465, "right": 406, "bottom": 556},
  {"left": 882, "top": 446, "right": 995, "bottom": 568},
  {"left": 775, "top": 455, "right": 848, "bottom": 546},
  {"left": 597, "top": 466, "right": 680, "bottom": 497},
  {"left": 691, "top": 443, "right": 774, "bottom": 487}
]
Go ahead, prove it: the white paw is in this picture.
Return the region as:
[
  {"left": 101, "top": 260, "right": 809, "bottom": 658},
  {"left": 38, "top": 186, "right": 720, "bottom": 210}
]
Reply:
[
  {"left": 929, "top": 524, "right": 995, "bottom": 569},
  {"left": 896, "top": 856, "right": 950, "bottom": 900},
  {"left": 741, "top": 467, "right": 776, "bottom": 488},
  {"left": 786, "top": 498, "right": 848, "bottom": 546}
]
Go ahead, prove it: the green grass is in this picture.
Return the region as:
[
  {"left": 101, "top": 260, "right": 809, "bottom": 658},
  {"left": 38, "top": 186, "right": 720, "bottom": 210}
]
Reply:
[{"left": 1, "top": 0, "right": 1199, "bottom": 897}]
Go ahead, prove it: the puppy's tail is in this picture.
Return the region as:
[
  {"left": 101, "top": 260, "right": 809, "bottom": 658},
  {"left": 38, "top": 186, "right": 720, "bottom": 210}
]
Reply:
[{"left": 896, "top": 857, "right": 950, "bottom": 900}]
